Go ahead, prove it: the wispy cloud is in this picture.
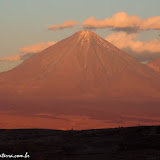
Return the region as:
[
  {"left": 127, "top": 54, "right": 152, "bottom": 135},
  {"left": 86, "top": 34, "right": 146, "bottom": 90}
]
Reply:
[
  {"left": 0, "top": 41, "right": 57, "bottom": 62},
  {"left": 0, "top": 55, "right": 21, "bottom": 62},
  {"left": 82, "top": 12, "right": 160, "bottom": 33},
  {"left": 48, "top": 20, "right": 78, "bottom": 30}
]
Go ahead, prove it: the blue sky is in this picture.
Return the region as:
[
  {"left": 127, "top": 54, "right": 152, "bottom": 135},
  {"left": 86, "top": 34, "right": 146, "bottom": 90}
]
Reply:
[{"left": 0, "top": 0, "right": 160, "bottom": 71}]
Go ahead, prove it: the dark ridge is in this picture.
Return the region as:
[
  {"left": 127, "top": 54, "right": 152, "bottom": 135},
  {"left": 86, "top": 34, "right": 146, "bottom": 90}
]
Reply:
[{"left": 0, "top": 126, "right": 160, "bottom": 160}]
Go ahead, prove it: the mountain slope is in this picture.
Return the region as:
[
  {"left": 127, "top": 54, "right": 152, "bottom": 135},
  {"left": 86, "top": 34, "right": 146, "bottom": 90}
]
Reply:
[{"left": 0, "top": 30, "right": 160, "bottom": 99}]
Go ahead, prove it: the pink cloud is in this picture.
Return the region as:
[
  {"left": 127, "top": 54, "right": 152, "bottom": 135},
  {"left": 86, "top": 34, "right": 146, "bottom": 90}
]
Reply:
[
  {"left": 20, "top": 42, "right": 57, "bottom": 54},
  {"left": 48, "top": 20, "right": 78, "bottom": 30},
  {"left": 105, "top": 32, "right": 160, "bottom": 53},
  {"left": 82, "top": 12, "right": 160, "bottom": 31},
  {"left": 83, "top": 12, "right": 141, "bottom": 29},
  {"left": 0, "top": 41, "right": 57, "bottom": 62},
  {"left": 0, "top": 55, "right": 21, "bottom": 62},
  {"left": 141, "top": 16, "right": 160, "bottom": 30}
]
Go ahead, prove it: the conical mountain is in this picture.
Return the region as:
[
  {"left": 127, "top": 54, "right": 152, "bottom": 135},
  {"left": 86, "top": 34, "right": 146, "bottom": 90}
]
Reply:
[
  {"left": 1, "top": 30, "right": 160, "bottom": 129},
  {"left": 148, "top": 57, "right": 160, "bottom": 72},
  {"left": 0, "top": 30, "right": 160, "bottom": 100}
]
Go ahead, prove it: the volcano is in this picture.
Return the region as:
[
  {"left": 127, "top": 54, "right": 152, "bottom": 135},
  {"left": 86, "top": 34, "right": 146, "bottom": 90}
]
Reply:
[
  {"left": 148, "top": 57, "right": 160, "bottom": 72},
  {"left": 0, "top": 31, "right": 160, "bottom": 129},
  {"left": 0, "top": 30, "right": 160, "bottom": 98}
]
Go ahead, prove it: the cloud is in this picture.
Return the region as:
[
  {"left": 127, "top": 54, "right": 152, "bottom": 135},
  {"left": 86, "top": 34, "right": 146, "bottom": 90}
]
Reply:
[
  {"left": 111, "top": 27, "right": 140, "bottom": 34},
  {"left": 83, "top": 12, "right": 141, "bottom": 29},
  {"left": 105, "top": 32, "right": 160, "bottom": 61},
  {"left": 123, "top": 48, "right": 160, "bottom": 62},
  {"left": 20, "top": 42, "right": 57, "bottom": 54},
  {"left": 20, "top": 53, "right": 35, "bottom": 61},
  {"left": 0, "top": 55, "right": 21, "bottom": 62},
  {"left": 0, "top": 41, "right": 57, "bottom": 62},
  {"left": 82, "top": 12, "right": 160, "bottom": 32},
  {"left": 48, "top": 20, "right": 78, "bottom": 30},
  {"left": 106, "top": 32, "right": 160, "bottom": 53},
  {"left": 141, "top": 16, "right": 160, "bottom": 30}
]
